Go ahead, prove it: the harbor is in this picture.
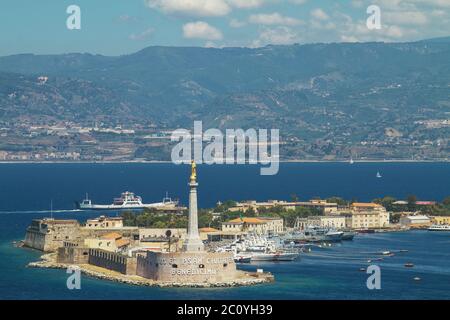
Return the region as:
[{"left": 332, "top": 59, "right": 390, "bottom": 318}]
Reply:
[
  {"left": 21, "top": 162, "right": 275, "bottom": 288},
  {"left": 6, "top": 227, "right": 450, "bottom": 300},
  {"left": 1, "top": 162, "right": 449, "bottom": 299}
]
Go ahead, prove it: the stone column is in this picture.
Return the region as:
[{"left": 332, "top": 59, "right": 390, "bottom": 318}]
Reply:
[{"left": 182, "top": 176, "right": 204, "bottom": 252}]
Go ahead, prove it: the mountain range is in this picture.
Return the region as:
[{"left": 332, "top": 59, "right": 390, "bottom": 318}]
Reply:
[{"left": 0, "top": 37, "right": 449, "bottom": 160}]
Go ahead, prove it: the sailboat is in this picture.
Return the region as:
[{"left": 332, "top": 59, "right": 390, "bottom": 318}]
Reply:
[
  {"left": 376, "top": 171, "right": 382, "bottom": 178},
  {"left": 349, "top": 157, "right": 354, "bottom": 164}
]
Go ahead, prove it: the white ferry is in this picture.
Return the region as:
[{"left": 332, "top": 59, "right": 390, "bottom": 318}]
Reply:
[
  {"left": 428, "top": 224, "right": 450, "bottom": 231},
  {"left": 76, "top": 192, "right": 179, "bottom": 210}
]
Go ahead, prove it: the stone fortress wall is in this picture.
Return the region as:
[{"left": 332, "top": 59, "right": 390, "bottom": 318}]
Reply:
[
  {"left": 25, "top": 218, "right": 139, "bottom": 252},
  {"left": 24, "top": 219, "right": 81, "bottom": 252},
  {"left": 56, "top": 242, "right": 90, "bottom": 264},
  {"left": 136, "top": 251, "right": 237, "bottom": 283},
  {"left": 88, "top": 248, "right": 137, "bottom": 275}
]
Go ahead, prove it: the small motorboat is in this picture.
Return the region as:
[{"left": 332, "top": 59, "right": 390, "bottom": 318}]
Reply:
[
  {"left": 404, "top": 263, "right": 414, "bottom": 268},
  {"left": 359, "top": 267, "right": 366, "bottom": 272},
  {"left": 234, "top": 255, "right": 252, "bottom": 263},
  {"left": 413, "top": 277, "right": 421, "bottom": 281},
  {"left": 342, "top": 231, "right": 356, "bottom": 240},
  {"left": 251, "top": 252, "right": 299, "bottom": 262}
]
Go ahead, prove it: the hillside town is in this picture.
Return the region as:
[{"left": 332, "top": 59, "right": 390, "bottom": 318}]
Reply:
[{"left": 0, "top": 118, "right": 448, "bottom": 162}]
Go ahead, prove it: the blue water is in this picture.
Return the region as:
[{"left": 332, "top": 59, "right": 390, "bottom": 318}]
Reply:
[
  {"left": 0, "top": 162, "right": 449, "bottom": 211},
  {"left": 0, "top": 162, "right": 449, "bottom": 300}
]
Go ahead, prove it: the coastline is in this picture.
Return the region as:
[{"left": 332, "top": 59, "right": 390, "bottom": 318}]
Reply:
[
  {"left": 0, "top": 159, "right": 448, "bottom": 164},
  {"left": 27, "top": 252, "right": 274, "bottom": 288}
]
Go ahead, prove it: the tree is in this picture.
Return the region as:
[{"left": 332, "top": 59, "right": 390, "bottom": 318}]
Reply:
[
  {"left": 215, "top": 200, "right": 237, "bottom": 212},
  {"left": 407, "top": 194, "right": 417, "bottom": 211},
  {"left": 373, "top": 196, "right": 396, "bottom": 211},
  {"left": 326, "top": 196, "right": 347, "bottom": 206},
  {"left": 443, "top": 196, "right": 450, "bottom": 207}
]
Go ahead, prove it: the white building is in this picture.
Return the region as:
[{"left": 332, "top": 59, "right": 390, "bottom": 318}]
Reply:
[
  {"left": 306, "top": 216, "right": 347, "bottom": 229},
  {"left": 399, "top": 215, "right": 431, "bottom": 227},
  {"left": 348, "top": 203, "right": 390, "bottom": 229},
  {"left": 222, "top": 217, "right": 284, "bottom": 235},
  {"left": 85, "top": 216, "right": 124, "bottom": 229}
]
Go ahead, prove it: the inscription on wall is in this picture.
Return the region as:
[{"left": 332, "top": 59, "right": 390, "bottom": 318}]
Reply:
[{"left": 156, "top": 255, "right": 234, "bottom": 277}]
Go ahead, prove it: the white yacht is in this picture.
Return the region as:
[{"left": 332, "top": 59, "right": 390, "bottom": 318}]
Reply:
[
  {"left": 216, "top": 234, "right": 300, "bottom": 262},
  {"left": 76, "top": 192, "right": 179, "bottom": 210},
  {"left": 428, "top": 224, "right": 450, "bottom": 231},
  {"left": 250, "top": 251, "right": 299, "bottom": 261}
]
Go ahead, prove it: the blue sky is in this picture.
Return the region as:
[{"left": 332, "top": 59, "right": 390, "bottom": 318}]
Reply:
[{"left": 0, "top": 0, "right": 449, "bottom": 56}]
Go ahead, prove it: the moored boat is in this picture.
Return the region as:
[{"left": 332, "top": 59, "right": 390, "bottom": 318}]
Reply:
[
  {"left": 428, "top": 224, "right": 450, "bottom": 231},
  {"left": 251, "top": 252, "right": 299, "bottom": 262},
  {"left": 234, "top": 254, "right": 252, "bottom": 263},
  {"left": 342, "top": 231, "right": 356, "bottom": 240}
]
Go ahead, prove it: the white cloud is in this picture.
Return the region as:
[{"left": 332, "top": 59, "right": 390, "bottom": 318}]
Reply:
[
  {"left": 227, "top": 0, "right": 267, "bottom": 9},
  {"left": 146, "top": 0, "right": 231, "bottom": 17},
  {"left": 351, "top": 0, "right": 364, "bottom": 8},
  {"left": 384, "top": 25, "right": 408, "bottom": 38},
  {"left": 229, "top": 18, "right": 247, "bottom": 28},
  {"left": 411, "top": 0, "right": 450, "bottom": 8},
  {"left": 311, "top": 8, "right": 329, "bottom": 21},
  {"left": 340, "top": 35, "right": 359, "bottom": 42},
  {"left": 204, "top": 41, "right": 223, "bottom": 48},
  {"left": 183, "top": 21, "right": 223, "bottom": 40},
  {"left": 289, "top": 0, "right": 307, "bottom": 4},
  {"left": 249, "top": 12, "right": 303, "bottom": 26},
  {"left": 253, "top": 26, "right": 300, "bottom": 46},
  {"left": 430, "top": 9, "right": 447, "bottom": 17},
  {"left": 383, "top": 11, "right": 428, "bottom": 25},
  {"left": 129, "top": 28, "right": 154, "bottom": 41},
  {"left": 116, "top": 15, "right": 139, "bottom": 23}
]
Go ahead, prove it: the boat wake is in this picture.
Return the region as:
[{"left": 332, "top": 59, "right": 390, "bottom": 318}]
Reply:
[{"left": 0, "top": 209, "right": 82, "bottom": 215}]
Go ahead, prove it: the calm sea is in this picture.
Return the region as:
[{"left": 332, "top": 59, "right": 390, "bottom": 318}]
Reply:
[{"left": 0, "top": 162, "right": 449, "bottom": 300}]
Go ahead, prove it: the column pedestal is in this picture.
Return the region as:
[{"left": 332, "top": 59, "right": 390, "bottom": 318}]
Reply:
[{"left": 182, "top": 182, "right": 204, "bottom": 252}]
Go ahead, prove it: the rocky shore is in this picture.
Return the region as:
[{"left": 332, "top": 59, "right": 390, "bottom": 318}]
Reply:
[{"left": 28, "top": 253, "right": 274, "bottom": 288}]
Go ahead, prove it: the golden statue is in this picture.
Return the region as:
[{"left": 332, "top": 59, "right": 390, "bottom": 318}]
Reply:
[{"left": 190, "top": 160, "right": 197, "bottom": 183}]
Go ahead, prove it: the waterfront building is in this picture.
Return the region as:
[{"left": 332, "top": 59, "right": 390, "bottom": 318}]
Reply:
[
  {"left": 347, "top": 202, "right": 390, "bottom": 229},
  {"left": 85, "top": 216, "right": 124, "bottom": 229},
  {"left": 294, "top": 217, "right": 308, "bottom": 230},
  {"left": 306, "top": 215, "right": 346, "bottom": 229},
  {"left": 137, "top": 228, "right": 186, "bottom": 252},
  {"left": 431, "top": 216, "right": 450, "bottom": 225},
  {"left": 349, "top": 211, "right": 390, "bottom": 229},
  {"left": 203, "top": 230, "right": 246, "bottom": 242},
  {"left": 199, "top": 227, "right": 219, "bottom": 241},
  {"left": 227, "top": 199, "right": 338, "bottom": 214},
  {"left": 400, "top": 215, "right": 431, "bottom": 228},
  {"left": 221, "top": 217, "right": 284, "bottom": 234},
  {"left": 351, "top": 202, "right": 385, "bottom": 212},
  {"left": 139, "top": 228, "right": 186, "bottom": 240},
  {"left": 84, "top": 232, "right": 131, "bottom": 253}
]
